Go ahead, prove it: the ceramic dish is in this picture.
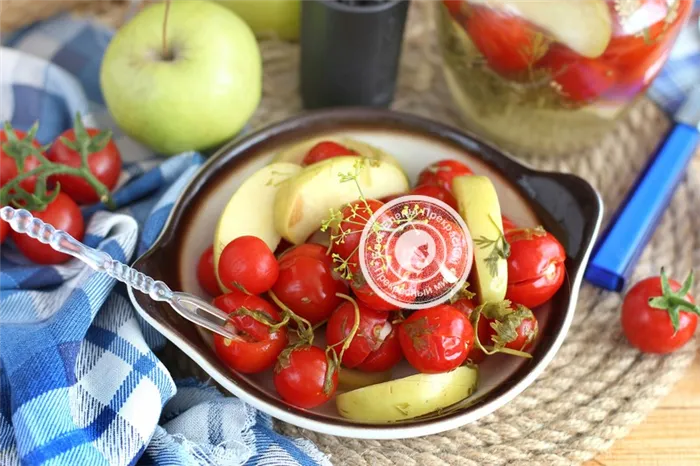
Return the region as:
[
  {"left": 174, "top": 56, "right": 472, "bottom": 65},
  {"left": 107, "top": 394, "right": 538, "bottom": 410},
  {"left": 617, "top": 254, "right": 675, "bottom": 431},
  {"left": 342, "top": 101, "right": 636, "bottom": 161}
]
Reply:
[{"left": 128, "top": 108, "right": 603, "bottom": 439}]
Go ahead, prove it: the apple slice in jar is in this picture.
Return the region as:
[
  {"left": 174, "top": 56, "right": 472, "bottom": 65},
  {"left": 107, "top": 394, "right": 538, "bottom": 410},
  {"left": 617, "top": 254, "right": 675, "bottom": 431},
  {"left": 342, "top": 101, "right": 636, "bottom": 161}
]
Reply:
[
  {"left": 470, "top": 0, "right": 613, "bottom": 59},
  {"left": 214, "top": 162, "right": 302, "bottom": 292}
]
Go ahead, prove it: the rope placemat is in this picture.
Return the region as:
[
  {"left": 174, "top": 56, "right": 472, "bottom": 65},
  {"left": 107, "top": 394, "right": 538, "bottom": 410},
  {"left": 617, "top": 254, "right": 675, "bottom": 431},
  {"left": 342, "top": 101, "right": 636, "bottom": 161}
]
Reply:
[{"left": 78, "top": 1, "right": 695, "bottom": 464}]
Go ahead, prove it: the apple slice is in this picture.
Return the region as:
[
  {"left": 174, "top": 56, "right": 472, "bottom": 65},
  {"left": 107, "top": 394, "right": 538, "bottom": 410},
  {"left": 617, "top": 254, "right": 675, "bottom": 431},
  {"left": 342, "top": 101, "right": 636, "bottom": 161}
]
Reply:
[
  {"left": 272, "top": 136, "right": 403, "bottom": 171},
  {"left": 214, "top": 162, "right": 302, "bottom": 291},
  {"left": 452, "top": 175, "right": 507, "bottom": 304},
  {"left": 273, "top": 156, "right": 409, "bottom": 244},
  {"left": 335, "top": 366, "right": 478, "bottom": 423},
  {"left": 470, "top": 0, "right": 612, "bottom": 59}
]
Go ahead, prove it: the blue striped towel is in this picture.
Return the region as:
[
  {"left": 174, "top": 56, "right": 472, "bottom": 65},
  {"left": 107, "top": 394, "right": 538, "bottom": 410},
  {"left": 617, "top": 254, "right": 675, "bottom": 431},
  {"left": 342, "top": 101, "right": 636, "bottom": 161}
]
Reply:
[{"left": 0, "top": 16, "right": 329, "bottom": 466}]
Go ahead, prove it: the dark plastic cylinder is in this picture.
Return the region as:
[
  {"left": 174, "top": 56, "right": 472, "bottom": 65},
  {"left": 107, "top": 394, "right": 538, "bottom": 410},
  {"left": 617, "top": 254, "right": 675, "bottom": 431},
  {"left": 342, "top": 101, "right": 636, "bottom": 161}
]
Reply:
[{"left": 300, "top": 0, "right": 410, "bottom": 109}]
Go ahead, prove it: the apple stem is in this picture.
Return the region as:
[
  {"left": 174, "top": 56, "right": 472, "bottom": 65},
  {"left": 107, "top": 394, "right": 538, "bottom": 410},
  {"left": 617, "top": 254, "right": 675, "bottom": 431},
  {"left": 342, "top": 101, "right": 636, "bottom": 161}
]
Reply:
[{"left": 162, "top": 0, "right": 173, "bottom": 60}]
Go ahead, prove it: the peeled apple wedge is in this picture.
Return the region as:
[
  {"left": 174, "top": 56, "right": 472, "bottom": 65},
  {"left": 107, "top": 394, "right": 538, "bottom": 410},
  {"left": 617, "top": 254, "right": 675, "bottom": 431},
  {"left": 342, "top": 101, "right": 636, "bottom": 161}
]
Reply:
[
  {"left": 214, "top": 162, "right": 301, "bottom": 291},
  {"left": 336, "top": 366, "right": 478, "bottom": 423},
  {"left": 452, "top": 175, "right": 507, "bottom": 304},
  {"left": 338, "top": 368, "right": 392, "bottom": 391},
  {"left": 272, "top": 136, "right": 403, "bottom": 171},
  {"left": 470, "top": 0, "right": 612, "bottom": 58},
  {"left": 273, "top": 156, "right": 409, "bottom": 244}
]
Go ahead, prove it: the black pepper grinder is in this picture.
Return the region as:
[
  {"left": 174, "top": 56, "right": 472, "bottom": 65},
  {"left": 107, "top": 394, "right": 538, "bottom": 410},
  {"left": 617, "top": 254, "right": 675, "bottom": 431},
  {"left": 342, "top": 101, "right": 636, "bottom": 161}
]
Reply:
[{"left": 300, "top": 0, "right": 410, "bottom": 109}]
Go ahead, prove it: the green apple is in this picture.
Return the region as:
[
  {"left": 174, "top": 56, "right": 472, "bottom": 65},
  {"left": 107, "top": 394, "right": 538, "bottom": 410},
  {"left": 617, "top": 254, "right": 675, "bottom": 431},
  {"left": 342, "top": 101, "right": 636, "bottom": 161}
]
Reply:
[
  {"left": 470, "top": 0, "right": 612, "bottom": 58},
  {"left": 273, "top": 156, "right": 409, "bottom": 244},
  {"left": 452, "top": 175, "right": 507, "bottom": 304},
  {"left": 214, "top": 162, "right": 301, "bottom": 291},
  {"left": 336, "top": 366, "right": 478, "bottom": 423},
  {"left": 273, "top": 137, "right": 403, "bottom": 171},
  {"left": 214, "top": 0, "right": 300, "bottom": 41},
  {"left": 100, "top": 1, "right": 262, "bottom": 155}
]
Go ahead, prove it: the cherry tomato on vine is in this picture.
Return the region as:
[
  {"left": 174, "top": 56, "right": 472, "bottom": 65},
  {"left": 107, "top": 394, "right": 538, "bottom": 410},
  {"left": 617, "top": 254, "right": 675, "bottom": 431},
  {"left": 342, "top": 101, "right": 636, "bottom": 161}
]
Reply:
[
  {"left": 0, "top": 218, "right": 9, "bottom": 244},
  {"left": 48, "top": 127, "right": 122, "bottom": 205},
  {"left": 398, "top": 304, "right": 474, "bottom": 373},
  {"left": 329, "top": 199, "right": 387, "bottom": 277},
  {"left": 302, "top": 141, "right": 357, "bottom": 166},
  {"left": 272, "top": 243, "right": 348, "bottom": 325},
  {"left": 11, "top": 192, "right": 84, "bottom": 264},
  {"left": 273, "top": 345, "right": 338, "bottom": 409},
  {"left": 505, "top": 227, "right": 566, "bottom": 309},
  {"left": 355, "top": 327, "right": 403, "bottom": 372},
  {"left": 465, "top": 6, "right": 548, "bottom": 76},
  {"left": 218, "top": 235, "right": 279, "bottom": 295},
  {"left": 0, "top": 128, "right": 41, "bottom": 193},
  {"left": 621, "top": 269, "right": 699, "bottom": 354},
  {"left": 326, "top": 300, "right": 394, "bottom": 368},
  {"left": 197, "top": 246, "right": 220, "bottom": 297},
  {"left": 417, "top": 159, "right": 473, "bottom": 193},
  {"left": 410, "top": 184, "right": 458, "bottom": 211},
  {"left": 213, "top": 291, "right": 288, "bottom": 374}
]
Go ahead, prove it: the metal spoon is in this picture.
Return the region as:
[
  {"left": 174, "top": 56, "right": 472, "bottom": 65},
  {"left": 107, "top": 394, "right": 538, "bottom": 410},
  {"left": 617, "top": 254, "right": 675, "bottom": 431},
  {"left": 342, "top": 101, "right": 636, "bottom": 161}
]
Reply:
[{"left": 0, "top": 206, "right": 236, "bottom": 340}]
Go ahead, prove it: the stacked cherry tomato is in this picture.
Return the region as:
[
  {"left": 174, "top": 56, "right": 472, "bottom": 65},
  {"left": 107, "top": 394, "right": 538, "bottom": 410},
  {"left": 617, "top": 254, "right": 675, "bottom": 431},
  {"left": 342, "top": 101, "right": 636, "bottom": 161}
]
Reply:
[
  {"left": 443, "top": 0, "right": 692, "bottom": 104},
  {"left": 0, "top": 116, "right": 122, "bottom": 264},
  {"left": 200, "top": 140, "right": 570, "bottom": 410}
]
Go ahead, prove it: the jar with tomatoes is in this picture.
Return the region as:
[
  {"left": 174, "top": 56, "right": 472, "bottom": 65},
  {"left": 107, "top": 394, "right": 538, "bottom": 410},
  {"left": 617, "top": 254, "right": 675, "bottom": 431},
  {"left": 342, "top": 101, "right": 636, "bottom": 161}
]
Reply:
[{"left": 437, "top": 0, "right": 692, "bottom": 156}]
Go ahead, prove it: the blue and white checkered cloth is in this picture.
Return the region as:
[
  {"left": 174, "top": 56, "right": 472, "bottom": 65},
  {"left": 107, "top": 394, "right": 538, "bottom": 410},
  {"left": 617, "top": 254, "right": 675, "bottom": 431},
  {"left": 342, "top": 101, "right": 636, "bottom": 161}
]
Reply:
[{"left": 0, "top": 16, "right": 330, "bottom": 466}]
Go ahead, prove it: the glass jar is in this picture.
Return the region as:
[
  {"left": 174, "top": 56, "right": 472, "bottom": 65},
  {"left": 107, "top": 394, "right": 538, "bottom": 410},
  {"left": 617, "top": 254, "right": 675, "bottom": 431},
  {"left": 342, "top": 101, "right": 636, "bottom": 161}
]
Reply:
[{"left": 436, "top": 0, "right": 692, "bottom": 156}]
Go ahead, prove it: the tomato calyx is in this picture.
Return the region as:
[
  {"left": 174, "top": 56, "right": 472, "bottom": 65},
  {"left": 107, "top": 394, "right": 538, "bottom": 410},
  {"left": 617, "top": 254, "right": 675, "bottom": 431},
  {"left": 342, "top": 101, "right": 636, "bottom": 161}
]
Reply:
[
  {"left": 473, "top": 215, "right": 511, "bottom": 277},
  {"left": 470, "top": 300, "right": 535, "bottom": 358},
  {"left": 0, "top": 116, "right": 116, "bottom": 210},
  {"left": 648, "top": 268, "right": 700, "bottom": 335},
  {"left": 268, "top": 290, "right": 315, "bottom": 343}
]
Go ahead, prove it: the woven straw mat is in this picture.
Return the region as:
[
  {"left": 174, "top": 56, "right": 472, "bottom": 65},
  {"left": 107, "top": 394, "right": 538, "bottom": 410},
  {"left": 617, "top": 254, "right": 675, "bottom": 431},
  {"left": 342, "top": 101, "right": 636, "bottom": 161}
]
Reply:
[{"left": 71, "top": 1, "right": 699, "bottom": 465}]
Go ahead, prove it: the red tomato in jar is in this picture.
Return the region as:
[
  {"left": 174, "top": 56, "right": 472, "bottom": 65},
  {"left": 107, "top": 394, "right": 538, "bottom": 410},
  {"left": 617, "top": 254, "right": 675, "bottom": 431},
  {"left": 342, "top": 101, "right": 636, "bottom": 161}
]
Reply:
[
  {"left": 398, "top": 304, "right": 474, "bottom": 373},
  {"left": 538, "top": 45, "right": 617, "bottom": 103},
  {"left": 417, "top": 160, "right": 473, "bottom": 193},
  {"left": 213, "top": 291, "right": 288, "bottom": 374},
  {"left": 622, "top": 270, "right": 698, "bottom": 354},
  {"left": 48, "top": 127, "right": 122, "bottom": 205},
  {"left": 0, "top": 129, "right": 41, "bottom": 193},
  {"left": 11, "top": 192, "right": 84, "bottom": 264},
  {"left": 410, "top": 184, "right": 458, "bottom": 211},
  {"left": 505, "top": 227, "right": 566, "bottom": 309},
  {"left": 329, "top": 199, "right": 387, "bottom": 277},
  {"left": 355, "top": 327, "right": 403, "bottom": 372},
  {"left": 465, "top": 6, "right": 549, "bottom": 76},
  {"left": 274, "top": 345, "right": 338, "bottom": 409},
  {"left": 0, "top": 217, "right": 9, "bottom": 244},
  {"left": 302, "top": 141, "right": 358, "bottom": 166},
  {"left": 196, "top": 246, "right": 220, "bottom": 297},
  {"left": 326, "top": 300, "right": 393, "bottom": 368},
  {"left": 218, "top": 236, "right": 279, "bottom": 295},
  {"left": 272, "top": 243, "right": 348, "bottom": 325}
]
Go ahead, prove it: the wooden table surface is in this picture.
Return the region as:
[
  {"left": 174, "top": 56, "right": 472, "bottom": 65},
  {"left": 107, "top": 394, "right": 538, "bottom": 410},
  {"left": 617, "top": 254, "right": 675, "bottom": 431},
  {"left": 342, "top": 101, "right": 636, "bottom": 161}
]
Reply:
[{"left": 585, "top": 353, "right": 700, "bottom": 466}]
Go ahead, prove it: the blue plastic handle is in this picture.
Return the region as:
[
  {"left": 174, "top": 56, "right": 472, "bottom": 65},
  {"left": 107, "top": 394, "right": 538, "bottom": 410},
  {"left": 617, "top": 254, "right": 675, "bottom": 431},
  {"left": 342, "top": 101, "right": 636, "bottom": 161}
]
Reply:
[{"left": 585, "top": 123, "right": 700, "bottom": 291}]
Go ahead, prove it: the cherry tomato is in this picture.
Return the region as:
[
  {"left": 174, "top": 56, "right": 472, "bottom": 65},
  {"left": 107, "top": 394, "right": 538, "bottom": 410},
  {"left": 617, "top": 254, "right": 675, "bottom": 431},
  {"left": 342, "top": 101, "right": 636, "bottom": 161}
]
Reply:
[
  {"left": 351, "top": 274, "right": 399, "bottom": 312},
  {"left": 213, "top": 291, "right": 288, "bottom": 374},
  {"left": 417, "top": 160, "right": 473, "bottom": 193},
  {"left": 11, "top": 192, "right": 84, "bottom": 264},
  {"left": 398, "top": 304, "right": 474, "bottom": 373},
  {"left": 197, "top": 246, "right": 220, "bottom": 297},
  {"left": 505, "top": 227, "right": 566, "bottom": 309},
  {"left": 0, "top": 217, "right": 9, "bottom": 244},
  {"left": 302, "top": 141, "right": 358, "bottom": 166},
  {"left": 329, "top": 199, "right": 387, "bottom": 277},
  {"left": 48, "top": 127, "right": 122, "bottom": 205},
  {"left": 452, "top": 297, "right": 489, "bottom": 363},
  {"left": 622, "top": 270, "right": 698, "bottom": 354},
  {"left": 326, "top": 300, "right": 393, "bottom": 368},
  {"left": 379, "top": 193, "right": 407, "bottom": 204},
  {"left": 0, "top": 129, "right": 41, "bottom": 193},
  {"left": 471, "top": 301, "right": 539, "bottom": 354},
  {"left": 464, "top": 6, "right": 548, "bottom": 76},
  {"left": 272, "top": 243, "right": 348, "bottom": 325},
  {"left": 411, "top": 184, "right": 458, "bottom": 211},
  {"left": 218, "top": 236, "right": 279, "bottom": 295},
  {"left": 273, "top": 345, "right": 338, "bottom": 409},
  {"left": 537, "top": 45, "right": 617, "bottom": 103},
  {"left": 355, "top": 327, "right": 403, "bottom": 372}
]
